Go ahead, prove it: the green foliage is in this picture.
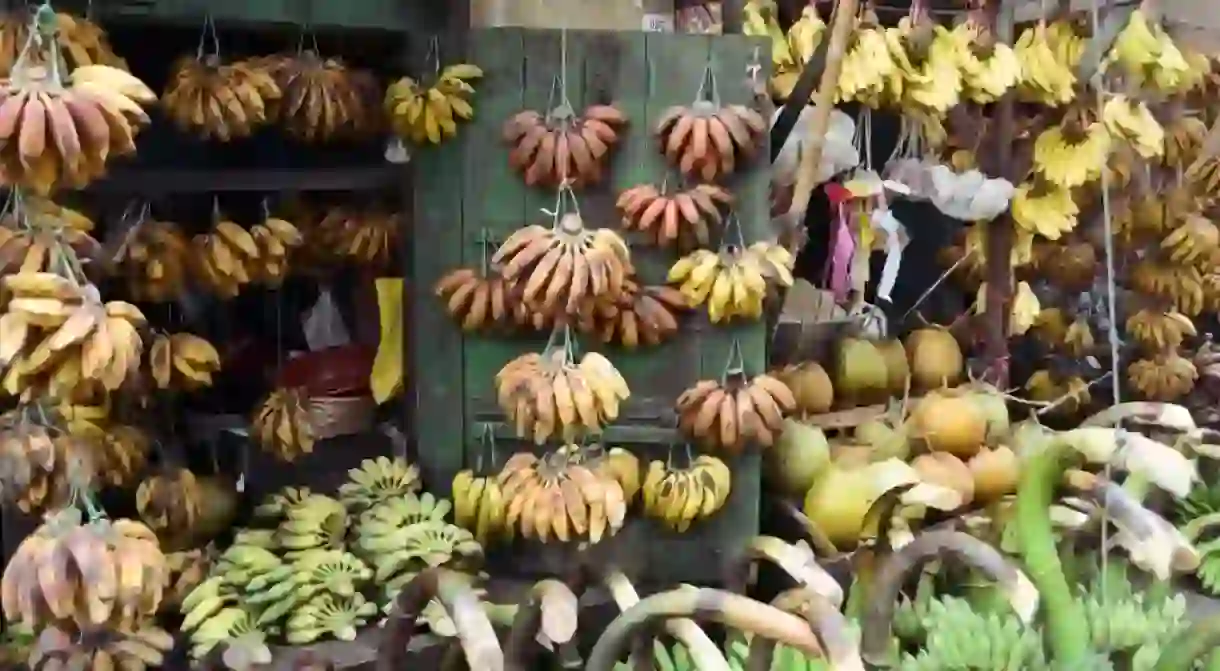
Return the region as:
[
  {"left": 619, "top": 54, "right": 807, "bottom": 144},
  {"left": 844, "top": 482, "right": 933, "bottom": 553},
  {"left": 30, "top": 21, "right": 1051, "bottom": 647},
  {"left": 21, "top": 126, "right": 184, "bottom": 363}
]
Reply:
[
  {"left": 892, "top": 561, "right": 1189, "bottom": 670},
  {"left": 1177, "top": 480, "right": 1220, "bottom": 597}
]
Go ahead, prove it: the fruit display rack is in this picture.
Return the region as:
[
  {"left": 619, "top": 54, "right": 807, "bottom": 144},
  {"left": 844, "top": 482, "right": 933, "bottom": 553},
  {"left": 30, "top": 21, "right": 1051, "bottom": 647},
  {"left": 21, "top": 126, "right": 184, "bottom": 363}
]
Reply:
[{"left": 411, "top": 29, "right": 771, "bottom": 585}]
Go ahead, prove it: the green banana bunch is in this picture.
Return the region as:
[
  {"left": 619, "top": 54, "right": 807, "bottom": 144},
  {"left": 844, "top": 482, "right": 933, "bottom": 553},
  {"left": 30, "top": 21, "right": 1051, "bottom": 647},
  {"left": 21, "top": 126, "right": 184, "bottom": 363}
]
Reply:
[
  {"left": 284, "top": 593, "right": 379, "bottom": 645},
  {"left": 274, "top": 494, "right": 349, "bottom": 555},
  {"left": 187, "top": 606, "right": 272, "bottom": 661},
  {"left": 253, "top": 486, "right": 314, "bottom": 522},
  {"left": 181, "top": 544, "right": 282, "bottom": 632},
  {"left": 353, "top": 492, "right": 453, "bottom": 557},
  {"left": 338, "top": 456, "right": 422, "bottom": 512},
  {"left": 368, "top": 520, "right": 483, "bottom": 592},
  {"left": 247, "top": 549, "right": 373, "bottom": 627},
  {"left": 232, "top": 528, "right": 278, "bottom": 550}
]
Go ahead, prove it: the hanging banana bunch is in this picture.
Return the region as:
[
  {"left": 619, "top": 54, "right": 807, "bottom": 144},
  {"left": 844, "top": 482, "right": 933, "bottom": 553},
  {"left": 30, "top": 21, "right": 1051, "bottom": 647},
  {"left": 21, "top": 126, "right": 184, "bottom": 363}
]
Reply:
[{"left": 386, "top": 59, "right": 482, "bottom": 145}]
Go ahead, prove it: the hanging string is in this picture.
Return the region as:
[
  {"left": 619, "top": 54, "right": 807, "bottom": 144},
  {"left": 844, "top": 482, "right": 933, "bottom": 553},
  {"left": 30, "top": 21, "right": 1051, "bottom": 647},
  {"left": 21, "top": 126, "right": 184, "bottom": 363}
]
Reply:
[
  {"left": 1088, "top": 0, "right": 1120, "bottom": 605},
  {"left": 720, "top": 338, "right": 745, "bottom": 383},
  {"left": 195, "top": 14, "right": 219, "bottom": 61},
  {"left": 296, "top": 21, "right": 320, "bottom": 55}
]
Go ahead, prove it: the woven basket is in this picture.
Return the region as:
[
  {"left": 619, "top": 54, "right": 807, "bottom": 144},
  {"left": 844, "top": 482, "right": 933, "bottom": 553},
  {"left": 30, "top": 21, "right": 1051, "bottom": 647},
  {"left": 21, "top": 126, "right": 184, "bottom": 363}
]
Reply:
[{"left": 309, "top": 395, "right": 376, "bottom": 440}]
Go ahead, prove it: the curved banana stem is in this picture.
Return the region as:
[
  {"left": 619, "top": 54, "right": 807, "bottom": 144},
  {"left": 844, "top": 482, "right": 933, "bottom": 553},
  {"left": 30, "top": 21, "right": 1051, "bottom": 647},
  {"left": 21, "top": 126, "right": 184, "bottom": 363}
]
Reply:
[
  {"left": 376, "top": 568, "right": 503, "bottom": 671},
  {"left": 859, "top": 530, "right": 1037, "bottom": 666},
  {"left": 1152, "top": 617, "right": 1220, "bottom": 670},
  {"left": 735, "top": 535, "right": 844, "bottom": 607},
  {"left": 1013, "top": 438, "right": 1088, "bottom": 666},
  {"left": 1080, "top": 402, "right": 1194, "bottom": 430},
  {"left": 585, "top": 586, "right": 823, "bottom": 671},
  {"left": 746, "top": 588, "right": 862, "bottom": 671},
  {"left": 603, "top": 570, "right": 731, "bottom": 671},
  {"left": 505, "top": 579, "right": 581, "bottom": 671},
  {"left": 772, "top": 498, "right": 841, "bottom": 557}
]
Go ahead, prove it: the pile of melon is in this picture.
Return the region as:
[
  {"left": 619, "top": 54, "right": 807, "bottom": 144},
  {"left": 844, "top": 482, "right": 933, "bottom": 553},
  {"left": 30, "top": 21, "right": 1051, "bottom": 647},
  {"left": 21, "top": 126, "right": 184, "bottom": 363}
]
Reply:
[{"left": 764, "top": 327, "right": 1022, "bottom": 549}]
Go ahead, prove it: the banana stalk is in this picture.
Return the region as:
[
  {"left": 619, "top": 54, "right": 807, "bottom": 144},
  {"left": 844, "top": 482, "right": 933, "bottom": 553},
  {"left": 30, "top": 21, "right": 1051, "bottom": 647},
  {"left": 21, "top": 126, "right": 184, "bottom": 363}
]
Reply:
[
  {"left": 602, "top": 570, "right": 730, "bottom": 671},
  {"left": 1078, "top": 401, "right": 1196, "bottom": 430},
  {"left": 1012, "top": 437, "right": 1088, "bottom": 666},
  {"left": 504, "top": 579, "right": 581, "bottom": 671},
  {"left": 1153, "top": 616, "right": 1220, "bottom": 670},
  {"left": 859, "top": 530, "right": 1037, "bottom": 666},
  {"left": 735, "top": 536, "right": 844, "bottom": 607},
  {"left": 585, "top": 587, "right": 823, "bottom": 671},
  {"left": 746, "top": 588, "right": 862, "bottom": 671},
  {"left": 376, "top": 568, "right": 502, "bottom": 671}
]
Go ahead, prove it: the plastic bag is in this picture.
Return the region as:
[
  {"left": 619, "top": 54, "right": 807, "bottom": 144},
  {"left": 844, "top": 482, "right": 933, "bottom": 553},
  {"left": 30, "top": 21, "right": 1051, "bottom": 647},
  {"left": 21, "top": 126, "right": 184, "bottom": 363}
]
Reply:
[
  {"left": 772, "top": 107, "right": 859, "bottom": 188},
  {"left": 302, "top": 287, "right": 351, "bottom": 351}
]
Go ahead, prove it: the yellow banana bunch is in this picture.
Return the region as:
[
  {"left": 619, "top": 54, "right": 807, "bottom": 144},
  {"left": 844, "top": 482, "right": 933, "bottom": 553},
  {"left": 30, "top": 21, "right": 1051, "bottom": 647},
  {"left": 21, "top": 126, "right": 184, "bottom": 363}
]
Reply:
[
  {"left": 1126, "top": 309, "right": 1196, "bottom": 352},
  {"left": 1106, "top": 10, "right": 1190, "bottom": 91},
  {"left": 744, "top": 0, "right": 796, "bottom": 72},
  {"left": 787, "top": 6, "right": 825, "bottom": 64},
  {"left": 1011, "top": 183, "right": 1079, "bottom": 240},
  {"left": 1032, "top": 122, "right": 1111, "bottom": 189},
  {"left": 1163, "top": 115, "right": 1208, "bottom": 168},
  {"left": 640, "top": 456, "right": 732, "bottom": 532},
  {"left": 148, "top": 332, "right": 222, "bottom": 390},
  {"left": 955, "top": 23, "right": 1022, "bottom": 104},
  {"left": 975, "top": 280, "right": 1040, "bottom": 336},
  {"left": 191, "top": 220, "right": 262, "bottom": 299},
  {"left": 901, "top": 23, "right": 968, "bottom": 113},
  {"left": 1162, "top": 216, "right": 1220, "bottom": 266},
  {"left": 1128, "top": 353, "right": 1198, "bottom": 401},
  {"left": 1015, "top": 22, "right": 1080, "bottom": 106},
  {"left": 1101, "top": 95, "right": 1165, "bottom": 159},
  {"left": 1064, "top": 318, "right": 1095, "bottom": 357},
  {"left": 385, "top": 63, "right": 482, "bottom": 145},
  {"left": 668, "top": 243, "right": 794, "bottom": 323},
  {"left": 837, "top": 15, "right": 898, "bottom": 106}
]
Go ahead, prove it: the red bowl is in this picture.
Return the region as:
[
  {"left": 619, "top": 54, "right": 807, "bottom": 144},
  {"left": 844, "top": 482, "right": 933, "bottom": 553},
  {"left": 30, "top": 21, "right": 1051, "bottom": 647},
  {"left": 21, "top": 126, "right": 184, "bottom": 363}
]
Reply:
[{"left": 278, "top": 345, "right": 375, "bottom": 397}]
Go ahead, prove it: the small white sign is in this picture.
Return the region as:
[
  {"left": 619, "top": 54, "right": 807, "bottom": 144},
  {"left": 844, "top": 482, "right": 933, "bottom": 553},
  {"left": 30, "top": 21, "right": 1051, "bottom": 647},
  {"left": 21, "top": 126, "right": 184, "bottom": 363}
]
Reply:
[{"left": 642, "top": 12, "right": 674, "bottom": 31}]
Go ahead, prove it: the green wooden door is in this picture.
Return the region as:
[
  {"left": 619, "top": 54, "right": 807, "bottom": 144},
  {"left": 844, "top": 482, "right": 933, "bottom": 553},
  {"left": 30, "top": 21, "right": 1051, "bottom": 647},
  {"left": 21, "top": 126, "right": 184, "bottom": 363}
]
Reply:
[{"left": 412, "top": 29, "right": 770, "bottom": 585}]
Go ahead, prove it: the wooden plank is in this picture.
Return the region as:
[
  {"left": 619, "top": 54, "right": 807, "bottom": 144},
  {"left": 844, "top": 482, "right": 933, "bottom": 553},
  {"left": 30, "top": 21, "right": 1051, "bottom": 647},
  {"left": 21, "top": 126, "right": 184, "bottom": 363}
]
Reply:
[
  {"left": 459, "top": 28, "right": 529, "bottom": 481},
  {"left": 411, "top": 31, "right": 472, "bottom": 493},
  {"left": 83, "top": 166, "right": 398, "bottom": 194},
  {"left": 700, "top": 33, "right": 771, "bottom": 578}
]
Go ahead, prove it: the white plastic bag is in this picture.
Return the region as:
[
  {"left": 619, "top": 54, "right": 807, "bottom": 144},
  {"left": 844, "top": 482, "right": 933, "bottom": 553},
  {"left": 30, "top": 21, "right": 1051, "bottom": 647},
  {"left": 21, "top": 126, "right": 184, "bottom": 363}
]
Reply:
[
  {"left": 772, "top": 107, "right": 859, "bottom": 187},
  {"left": 302, "top": 287, "right": 351, "bottom": 351}
]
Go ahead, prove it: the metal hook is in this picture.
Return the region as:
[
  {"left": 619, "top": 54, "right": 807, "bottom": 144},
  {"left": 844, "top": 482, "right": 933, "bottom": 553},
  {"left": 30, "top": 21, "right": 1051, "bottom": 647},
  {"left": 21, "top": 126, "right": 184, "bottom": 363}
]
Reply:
[{"left": 720, "top": 338, "right": 746, "bottom": 381}]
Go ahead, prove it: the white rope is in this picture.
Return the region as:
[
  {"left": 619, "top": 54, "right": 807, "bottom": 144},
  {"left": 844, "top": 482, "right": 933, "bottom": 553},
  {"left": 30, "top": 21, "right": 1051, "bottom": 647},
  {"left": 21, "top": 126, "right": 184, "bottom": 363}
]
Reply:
[{"left": 1088, "top": 0, "right": 1121, "bottom": 605}]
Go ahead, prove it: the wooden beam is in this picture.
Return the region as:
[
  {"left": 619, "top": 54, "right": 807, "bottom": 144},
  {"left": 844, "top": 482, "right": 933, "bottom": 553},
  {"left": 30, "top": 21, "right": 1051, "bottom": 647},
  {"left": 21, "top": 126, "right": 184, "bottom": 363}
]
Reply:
[
  {"left": 982, "top": 0, "right": 1017, "bottom": 388},
  {"left": 769, "top": 37, "right": 828, "bottom": 163},
  {"left": 722, "top": 0, "right": 746, "bottom": 33},
  {"left": 788, "top": 0, "right": 858, "bottom": 218},
  {"left": 82, "top": 166, "right": 398, "bottom": 195}
]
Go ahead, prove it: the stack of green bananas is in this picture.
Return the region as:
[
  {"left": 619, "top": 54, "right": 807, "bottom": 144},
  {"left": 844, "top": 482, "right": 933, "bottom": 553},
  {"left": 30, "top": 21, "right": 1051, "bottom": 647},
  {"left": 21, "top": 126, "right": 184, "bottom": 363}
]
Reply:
[
  {"left": 274, "top": 493, "right": 350, "bottom": 556},
  {"left": 182, "top": 543, "right": 378, "bottom": 652},
  {"left": 181, "top": 544, "right": 281, "bottom": 660},
  {"left": 338, "top": 456, "right": 422, "bottom": 512},
  {"left": 353, "top": 506, "right": 483, "bottom": 592}
]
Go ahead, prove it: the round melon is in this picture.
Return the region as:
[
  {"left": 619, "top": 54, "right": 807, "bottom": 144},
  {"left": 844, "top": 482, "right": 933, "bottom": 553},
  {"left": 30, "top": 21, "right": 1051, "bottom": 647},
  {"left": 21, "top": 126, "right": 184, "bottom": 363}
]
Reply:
[
  {"left": 765, "top": 419, "right": 831, "bottom": 498},
  {"left": 905, "top": 328, "right": 963, "bottom": 391},
  {"left": 834, "top": 338, "right": 889, "bottom": 404},
  {"left": 911, "top": 391, "right": 986, "bottom": 458}
]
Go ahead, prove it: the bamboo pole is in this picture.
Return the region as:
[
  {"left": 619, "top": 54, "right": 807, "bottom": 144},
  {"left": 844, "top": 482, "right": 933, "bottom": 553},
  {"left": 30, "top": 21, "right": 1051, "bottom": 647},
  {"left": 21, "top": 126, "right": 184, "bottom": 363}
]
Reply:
[{"left": 788, "top": 0, "right": 860, "bottom": 218}]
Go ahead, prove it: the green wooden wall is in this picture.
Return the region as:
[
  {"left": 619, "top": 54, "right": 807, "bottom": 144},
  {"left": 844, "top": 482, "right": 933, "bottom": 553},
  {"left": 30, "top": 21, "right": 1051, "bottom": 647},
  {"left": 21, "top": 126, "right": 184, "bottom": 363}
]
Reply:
[{"left": 412, "top": 28, "right": 771, "bottom": 585}]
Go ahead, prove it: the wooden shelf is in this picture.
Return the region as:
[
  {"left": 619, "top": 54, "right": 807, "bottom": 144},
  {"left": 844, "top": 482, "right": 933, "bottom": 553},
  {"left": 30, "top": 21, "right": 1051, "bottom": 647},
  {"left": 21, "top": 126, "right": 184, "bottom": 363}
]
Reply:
[{"left": 82, "top": 165, "right": 401, "bottom": 195}]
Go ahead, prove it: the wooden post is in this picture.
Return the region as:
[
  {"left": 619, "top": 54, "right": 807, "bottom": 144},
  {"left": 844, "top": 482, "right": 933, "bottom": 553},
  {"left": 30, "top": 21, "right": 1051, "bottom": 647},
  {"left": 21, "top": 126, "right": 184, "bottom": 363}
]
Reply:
[
  {"left": 788, "top": 0, "right": 859, "bottom": 218},
  {"left": 982, "top": 0, "right": 1016, "bottom": 387},
  {"left": 722, "top": 0, "right": 745, "bottom": 33}
]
